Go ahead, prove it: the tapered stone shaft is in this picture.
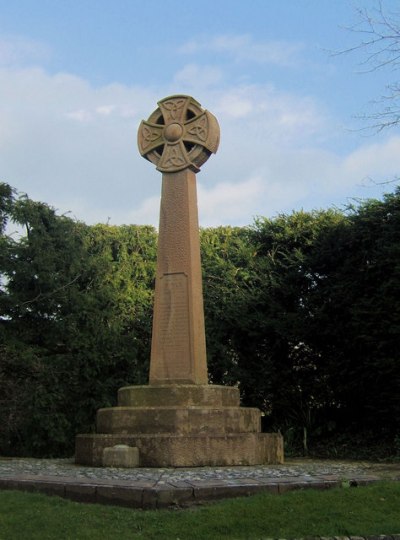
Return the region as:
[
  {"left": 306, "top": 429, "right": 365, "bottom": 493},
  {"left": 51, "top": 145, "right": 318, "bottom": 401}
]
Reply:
[{"left": 150, "top": 169, "right": 208, "bottom": 384}]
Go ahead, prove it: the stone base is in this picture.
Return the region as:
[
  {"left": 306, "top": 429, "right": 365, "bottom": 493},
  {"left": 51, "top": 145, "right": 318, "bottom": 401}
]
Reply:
[
  {"left": 75, "top": 432, "right": 283, "bottom": 467},
  {"left": 102, "top": 445, "right": 140, "bottom": 468},
  {"left": 75, "top": 384, "right": 284, "bottom": 467},
  {"left": 96, "top": 406, "right": 262, "bottom": 435},
  {"left": 118, "top": 384, "right": 240, "bottom": 407}
]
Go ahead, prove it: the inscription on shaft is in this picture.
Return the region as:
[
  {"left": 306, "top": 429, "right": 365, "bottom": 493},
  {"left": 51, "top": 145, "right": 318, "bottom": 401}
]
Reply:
[{"left": 153, "top": 273, "right": 191, "bottom": 379}]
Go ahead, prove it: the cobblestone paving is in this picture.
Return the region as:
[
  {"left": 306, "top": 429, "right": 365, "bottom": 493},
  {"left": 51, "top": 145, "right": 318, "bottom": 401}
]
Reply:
[
  {"left": 1, "top": 456, "right": 399, "bottom": 537},
  {"left": 0, "top": 456, "right": 399, "bottom": 483}
]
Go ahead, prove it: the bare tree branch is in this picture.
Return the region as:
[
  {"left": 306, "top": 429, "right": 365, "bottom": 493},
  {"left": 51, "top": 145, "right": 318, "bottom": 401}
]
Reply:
[
  {"left": 335, "top": 1, "right": 400, "bottom": 132},
  {"left": 18, "top": 274, "right": 82, "bottom": 308}
]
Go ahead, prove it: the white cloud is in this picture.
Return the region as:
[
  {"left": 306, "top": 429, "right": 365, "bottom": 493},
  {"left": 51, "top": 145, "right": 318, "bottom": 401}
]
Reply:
[
  {"left": 211, "top": 85, "right": 325, "bottom": 138},
  {"left": 180, "top": 35, "right": 304, "bottom": 67},
  {"left": 66, "top": 105, "right": 117, "bottom": 122},
  {"left": 173, "top": 64, "right": 223, "bottom": 89},
  {"left": 216, "top": 92, "right": 253, "bottom": 119},
  {"left": 96, "top": 105, "right": 116, "bottom": 116},
  {"left": 126, "top": 194, "right": 160, "bottom": 226},
  {"left": 343, "top": 136, "right": 400, "bottom": 180},
  {"left": 198, "top": 176, "right": 265, "bottom": 226},
  {"left": 0, "top": 66, "right": 160, "bottom": 225},
  {"left": 0, "top": 60, "right": 397, "bottom": 230},
  {"left": 0, "top": 35, "right": 51, "bottom": 67},
  {"left": 126, "top": 135, "right": 400, "bottom": 228},
  {"left": 66, "top": 109, "right": 92, "bottom": 122}
]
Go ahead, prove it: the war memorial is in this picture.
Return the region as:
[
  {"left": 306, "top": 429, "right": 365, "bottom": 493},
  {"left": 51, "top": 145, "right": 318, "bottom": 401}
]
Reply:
[{"left": 75, "top": 95, "right": 284, "bottom": 467}]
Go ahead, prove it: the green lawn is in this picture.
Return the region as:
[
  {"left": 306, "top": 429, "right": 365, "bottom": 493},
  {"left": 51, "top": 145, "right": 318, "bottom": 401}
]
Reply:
[{"left": 0, "top": 482, "right": 399, "bottom": 539}]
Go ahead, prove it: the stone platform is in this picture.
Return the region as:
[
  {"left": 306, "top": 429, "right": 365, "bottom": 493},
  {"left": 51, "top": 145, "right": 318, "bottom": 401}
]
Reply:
[
  {"left": 1, "top": 457, "right": 399, "bottom": 509},
  {"left": 75, "top": 384, "right": 283, "bottom": 467}
]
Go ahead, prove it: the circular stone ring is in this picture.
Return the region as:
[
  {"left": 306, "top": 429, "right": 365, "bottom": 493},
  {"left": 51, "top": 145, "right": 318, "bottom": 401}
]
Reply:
[{"left": 137, "top": 95, "right": 220, "bottom": 173}]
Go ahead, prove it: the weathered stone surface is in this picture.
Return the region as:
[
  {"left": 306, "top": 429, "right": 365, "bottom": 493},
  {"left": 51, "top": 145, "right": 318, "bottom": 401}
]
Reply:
[
  {"left": 75, "top": 432, "right": 283, "bottom": 467},
  {"left": 96, "top": 485, "right": 143, "bottom": 507},
  {"left": 102, "top": 445, "right": 139, "bottom": 468},
  {"left": 137, "top": 95, "right": 220, "bottom": 174},
  {"left": 65, "top": 483, "right": 97, "bottom": 502},
  {"left": 192, "top": 482, "right": 274, "bottom": 501},
  {"left": 74, "top": 95, "right": 283, "bottom": 468},
  {"left": 0, "top": 478, "right": 65, "bottom": 497},
  {"left": 149, "top": 168, "right": 208, "bottom": 385},
  {"left": 96, "top": 406, "right": 261, "bottom": 435},
  {"left": 138, "top": 95, "right": 220, "bottom": 385},
  {"left": 118, "top": 384, "right": 240, "bottom": 408},
  {"left": 8, "top": 458, "right": 392, "bottom": 509}
]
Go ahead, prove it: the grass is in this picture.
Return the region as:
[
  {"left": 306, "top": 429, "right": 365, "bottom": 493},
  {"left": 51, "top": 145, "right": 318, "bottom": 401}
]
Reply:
[{"left": 0, "top": 482, "right": 399, "bottom": 539}]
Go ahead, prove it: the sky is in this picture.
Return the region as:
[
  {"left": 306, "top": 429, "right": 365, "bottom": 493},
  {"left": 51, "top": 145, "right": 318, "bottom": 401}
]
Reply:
[{"left": 1, "top": 0, "right": 400, "bottom": 228}]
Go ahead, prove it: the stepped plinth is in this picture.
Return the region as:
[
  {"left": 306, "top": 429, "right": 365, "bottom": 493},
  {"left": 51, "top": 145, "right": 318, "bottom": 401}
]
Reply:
[
  {"left": 76, "top": 384, "right": 282, "bottom": 466},
  {"left": 75, "top": 96, "right": 284, "bottom": 467}
]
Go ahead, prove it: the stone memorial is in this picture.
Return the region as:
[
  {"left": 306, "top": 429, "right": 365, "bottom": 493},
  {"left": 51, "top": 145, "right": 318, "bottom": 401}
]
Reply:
[{"left": 75, "top": 95, "right": 284, "bottom": 467}]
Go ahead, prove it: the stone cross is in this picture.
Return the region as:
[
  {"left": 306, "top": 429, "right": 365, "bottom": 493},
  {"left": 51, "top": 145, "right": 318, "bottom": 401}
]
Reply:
[
  {"left": 137, "top": 95, "right": 220, "bottom": 385},
  {"left": 75, "top": 95, "right": 283, "bottom": 468}
]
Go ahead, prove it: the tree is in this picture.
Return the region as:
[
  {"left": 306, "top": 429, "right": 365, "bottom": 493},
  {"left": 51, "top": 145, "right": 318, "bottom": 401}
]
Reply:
[
  {"left": 344, "top": 1, "right": 400, "bottom": 131},
  {"left": 2, "top": 182, "right": 400, "bottom": 458},
  {"left": 304, "top": 190, "right": 400, "bottom": 437},
  {"left": 201, "top": 226, "right": 260, "bottom": 387},
  {"left": 201, "top": 212, "right": 345, "bottom": 452},
  {"left": 246, "top": 210, "right": 346, "bottom": 450},
  {"left": 203, "top": 198, "right": 400, "bottom": 457},
  {"left": 0, "top": 183, "right": 15, "bottom": 234},
  {"left": 0, "top": 184, "right": 157, "bottom": 457}
]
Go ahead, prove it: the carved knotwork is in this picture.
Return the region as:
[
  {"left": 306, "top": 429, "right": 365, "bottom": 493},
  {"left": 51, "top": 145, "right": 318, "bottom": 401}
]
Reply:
[{"left": 137, "top": 95, "right": 220, "bottom": 173}]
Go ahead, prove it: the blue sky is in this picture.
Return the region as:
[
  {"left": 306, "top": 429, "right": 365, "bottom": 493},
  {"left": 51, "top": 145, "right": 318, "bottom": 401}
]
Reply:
[{"left": 1, "top": 0, "right": 399, "bottom": 227}]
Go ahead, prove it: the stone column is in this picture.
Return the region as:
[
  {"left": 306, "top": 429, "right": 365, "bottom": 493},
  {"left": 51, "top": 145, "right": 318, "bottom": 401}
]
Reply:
[
  {"left": 150, "top": 169, "right": 207, "bottom": 384},
  {"left": 137, "top": 95, "right": 220, "bottom": 385}
]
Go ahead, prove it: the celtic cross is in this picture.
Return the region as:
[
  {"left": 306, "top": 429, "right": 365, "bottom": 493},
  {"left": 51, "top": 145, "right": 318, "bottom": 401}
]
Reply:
[
  {"left": 138, "top": 95, "right": 220, "bottom": 385},
  {"left": 138, "top": 95, "right": 219, "bottom": 173}
]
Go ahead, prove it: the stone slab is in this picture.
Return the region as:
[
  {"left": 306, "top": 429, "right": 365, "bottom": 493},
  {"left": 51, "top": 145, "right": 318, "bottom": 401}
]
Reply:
[
  {"left": 75, "top": 432, "right": 284, "bottom": 467},
  {"left": 117, "top": 384, "right": 240, "bottom": 408},
  {"left": 102, "top": 445, "right": 140, "bottom": 467},
  {"left": 1, "top": 474, "right": 388, "bottom": 510},
  {"left": 192, "top": 482, "right": 278, "bottom": 501},
  {"left": 142, "top": 485, "right": 194, "bottom": 509},
  {"left": 0, "top": 477, "right": 66, "bottom": 497},
  {"left": 96, "top": 406, "right": 261, "bottom": 435},
  {"left": 64, "top": 483, "right": 97, "bottom": 503},
  {"left": 96, "top": 485, "right": 143, "bottom": 507}
]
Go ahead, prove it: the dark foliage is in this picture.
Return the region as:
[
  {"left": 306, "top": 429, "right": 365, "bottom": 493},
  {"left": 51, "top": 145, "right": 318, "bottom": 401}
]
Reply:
[
  {"left": 0, "top": 184, "right": 156, "bottom": 456},
  {"left": 1, "top": 182, "right": 399, "bottom": 458}
]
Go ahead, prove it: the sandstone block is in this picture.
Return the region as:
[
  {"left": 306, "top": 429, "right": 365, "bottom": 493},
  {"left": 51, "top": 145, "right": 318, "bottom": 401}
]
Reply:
[
  {"left": 96, "top": 406, "right": 261, "bottom": 435},
  {"left": 102, "top": 445, "right": 139, "bottom": 468},
  {"left": 118, "top": 384, "right": 240, "bottom": 408},
  {"left": 96, "top": 485, "right": 143, "bottom": 508},
  {"left": 76, "top": 432, "right": 284, "bottom": 468}
]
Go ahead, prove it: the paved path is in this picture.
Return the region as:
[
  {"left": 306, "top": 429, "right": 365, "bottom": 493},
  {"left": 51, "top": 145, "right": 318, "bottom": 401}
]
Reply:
[{"left": 0, "top": 457, "right": 399, "bottom": 509}]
